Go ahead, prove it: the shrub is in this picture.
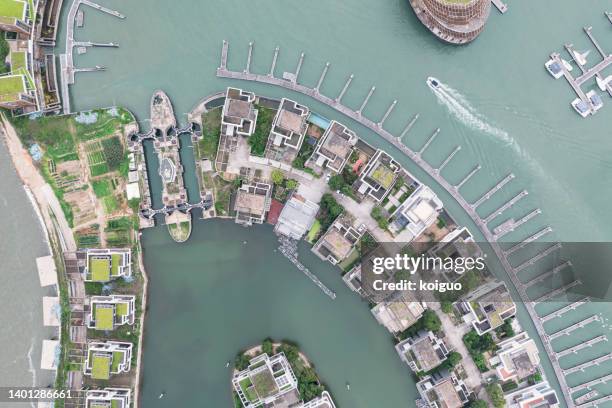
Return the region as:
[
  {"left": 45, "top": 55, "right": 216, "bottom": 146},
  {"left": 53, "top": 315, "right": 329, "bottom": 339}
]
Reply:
[
  {"left": 486, "top": 383, "right": 506, "bottom": 407},
  {"left": 101, "top": 136, "right": 124, "bottom": 171},
  {"left": 271, "top": 169, "right": 284, "bottom": 185},
  {"left": 262, "top": 338, "right": 274, "bottom": 356}
]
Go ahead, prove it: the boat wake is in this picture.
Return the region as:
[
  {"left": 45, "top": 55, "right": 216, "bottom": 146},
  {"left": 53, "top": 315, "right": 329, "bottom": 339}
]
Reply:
[{"left": 429, "top": 79, "right": 512, "bottom": 146}]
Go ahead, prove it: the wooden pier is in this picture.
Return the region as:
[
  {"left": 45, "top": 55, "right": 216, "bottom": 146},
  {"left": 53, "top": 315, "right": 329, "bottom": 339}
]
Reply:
[
  {"left": 540, "top": 297, "right": 589, "bottom": 322},
  {"left": 484, "top": 190, "right": 528, "bottom": 224},
  {"left": 556, "top": 335, "right": 608, "bottom": 358},
  {"left": 493, "top": 208, "right": 541, "bottom": 239},
  {"left": 570, "top": 373, "right": 612, "bottom": 395},
  {"left": 400, "top": 113, "right": 419, "bottom": 138},
  {"left": 491, "top": 0, "right": 508, "bottom": 14},
  {"left": 576, "top": 394, "right": 612, "bottom": 408},
  {"left": 471, "top": 173, "right": 515, "bottom": 209},
  {"left": 565, "top": 353, "right": 612, "bottom": 375},
  {"left": 549, "top": 315, "right": 600, "bottom": 340}
]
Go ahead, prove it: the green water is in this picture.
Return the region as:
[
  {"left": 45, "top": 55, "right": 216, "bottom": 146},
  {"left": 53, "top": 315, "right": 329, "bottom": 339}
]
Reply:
[
  {"left": 56, "top": 0, "right": 612, "bottom": 405},
  {"left": 140, "top": 221, "right": 416, "bottom": 407}
]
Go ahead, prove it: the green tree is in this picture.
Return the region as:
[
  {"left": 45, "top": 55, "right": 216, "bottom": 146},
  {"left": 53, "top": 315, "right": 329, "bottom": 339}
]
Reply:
[
  {"left": 271, "top": 169, "right": 285, "bottom": 185},
  {"left": 262, "top": 338, "right": 274, "bottom": 355},
  {"left": 328, "top": 174, "right": 345, "bottom": 190},
  {"left": 422, "top": 309, "right": 441, "bottom": 332},
  {"left": 468, "top": 400, "right": 488, "bottom": 408},
  {"left": 486, "top": 383, "right": 505, "bottom": 408},
  {"left": 285, "top": 179, "right": 298, "bottom": 190},
  {"left": 441, "top": 301, "right": 453, "bottom": 314},
  {"left": 234, "top": 352, "right": 250, "bottom": 370},
  {"left": 446, "top": 351, "right": 462, "bottom": 367}
]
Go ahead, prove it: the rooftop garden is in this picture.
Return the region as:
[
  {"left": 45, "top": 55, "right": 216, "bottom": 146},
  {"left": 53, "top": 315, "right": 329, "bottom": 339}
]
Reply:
[
  {"left": 371, "top": 163, "right": 395, "bottom": 189},
  {"left": 90, "top": 257, "right": 111, "bottom": 282},
  {"left": 91, "top": 354, "right": 111, "bottom": 380},
  {"left": 0, "top": 0, "right": 26, "bottom": 18},
  {"left": 94, "top": 306, "right": 114, "bottom": 331},
  {"left": 0, "top": 75, "right": 25, "bottom": 101}
]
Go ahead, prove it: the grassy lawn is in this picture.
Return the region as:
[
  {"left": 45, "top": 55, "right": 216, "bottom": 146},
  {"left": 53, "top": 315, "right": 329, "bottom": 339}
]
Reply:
[
  {"left": 102, "top": 195, "right": 119, "bottom": 214},
  {"left": 92, "top": 179, "right": 112, "bottom": 198},
  {"left": 338, "top": 248, "right": 360, "bottom": 272},
  {"left": 306, "top": 220, "right": 321, "bottom": 243},
  {"left": 0, "top": 0, "right": 26, "bottom": 18},
  {"left": 75, "top": 109, "right": 132, "bottom": 141},
  {"left": 198, "top": 108, "right": 222, "bottom": 161},
  {"left": 11, "top": 115, "right": 77, "bottom": 162}
]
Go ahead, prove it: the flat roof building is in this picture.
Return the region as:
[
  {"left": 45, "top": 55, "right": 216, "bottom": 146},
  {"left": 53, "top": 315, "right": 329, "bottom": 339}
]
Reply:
[
  {"left": 85, "top": 388, "right": 131, "bottom": 408},
  {"left": 0, "top": 0, "right": 32, "bottom": 35},
  {"left": 371, "top": 294, "right": 425, "bottom": 334},
  {"left": 505, "top": 381, "right": 559, "bottom": 408},
  {"left": 388, "top": 184, "right": 443, "bottom": 241},
  {"left": 416, "top": 372, "right": 470, "bottom": 408},
  {"left": 312, "top": 215, "right": 364, "bottom": 265},
  {"left": 76, "top": 248, "right": 132, "bottom": 282},
  {"left": 489, "top": 332, "right": 540, "bottom": 383},
  {"left": 268, "top": 98, "right": 309, "bottom": 152},
  {"left": 301, "top": 391, "right": 337, "bottom": 408},
  {"left": 232, "top": 352, "right": 299, "bottom": 408},
  {"left": 409, "top": 0, "right": 491, "bottom": 45},
  {"left": 234, "top": 182, "right": 272, "bottom": 226},
  {"left": 221, "top": 87, "right": 258, "bottom": 137},
  {"left": 84, "top": 341, "right": 133, "bottom": 380},
  {"left": 307, "top": 120, "right": 357, "bottom": 174},
  {"left": 87, "top": 295, "right": 136, "bottom": 331},
  {"left": 460, "top": 281, "right": 516, "bottom": 335},
  {"left": 396, "top": 331, "right": 450, "bottom": 373},
  {"left": 274, "top": 193, "right": 319, "bottom": 240},
  {"left": 355, "top": 150, "right": 401, "bottom": 202},
  {"left": 0, "top": 73, "right": 36, "bottom": 110}
]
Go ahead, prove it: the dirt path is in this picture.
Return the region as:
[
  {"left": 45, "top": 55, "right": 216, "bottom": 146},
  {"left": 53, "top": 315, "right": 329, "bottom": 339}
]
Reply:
[{"left": 0, "top": 115, "right": 76, "bottom": 251}]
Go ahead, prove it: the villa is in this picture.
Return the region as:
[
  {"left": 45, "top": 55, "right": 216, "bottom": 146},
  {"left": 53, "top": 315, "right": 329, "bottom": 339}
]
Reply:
[
  {"left": 301, "top": 391, "right": 337, "bottom": 408},
  {"left": 388, "top": 184, "right": 443, "bottom": 241},
  {"left": 265, "top": 98, "right": 310, "bottom": 163},
  {"left": 489, "top": 332, "right": 540, "bottom": 383},
  {"left": 221, "top": 87, "right": 258, "bottom": 137},
  {"left": 85, "top": 388, "right": 131, "bottom": 408},
  {"left": 0, "top": 0, "right": 32, "bottom": 36},
  {"left": 416, "top": 372, "right": 471, "bottom": 408},
  {"left": 234, "top": 182, "right": 272, "bottom": 226},
  {"left": 342, "top": 264, "right": 365, "bottom": 296},
  {"left": 274, "top": 193, "right": 320, "bottom": 240},
  {"left": 505, "top": 381, "right": 559, "bottom": 408},
  {"left": 87, "top": 295, "right": 136, "bottom": 331},
  {"left": 428, "top": 227, "right": 480, "bottom": 264},
  {"left": 232, "top": 352, "right": 299, "bottom": 407},
  {"left": 76, "top": 248, "right": 132, "bottom": 282},
  {"left": 395, "top": 331, "right": 450, "bottom": 373},
  {"left": 371, "top": 294, "right": 425, "bottom": 333},
  {"left": 354, "top": 149, "right": 401, "bottom": 202},
  {"left": 458, "top": 281, "right": 516, "bottom": 335},
  {"left": 312, "top": 215, "right": 364, "bottom": 265},
  {"left": 0, "top": 73, "right": 36, "bottom": 110},
  {"left": 307, "top": 120, "right": 358, "bottom": 174},
  {"left": 84, "top": 341, "right": 133, "bottom": 380}
]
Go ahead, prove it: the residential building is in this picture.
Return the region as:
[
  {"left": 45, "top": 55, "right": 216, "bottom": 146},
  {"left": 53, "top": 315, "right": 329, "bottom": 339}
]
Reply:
[
  {"left": 221, "top": 87, "right": 258, "bottom": 137},
  {"left": 342, "top": 264, "right": 365, "bottom": 297},
  {"left": 505, "top": 381, "right": 559, "bottom": 408},
  {"left": 0, "top": 73, "right": 36, "bottom": 110},
  {"left": 76, "top": 248, "right": 132, "bottom": 282},
  {"left": 489, "top": 332, "right": 540, "bottom": 383},
  {"left": 87, "top": 295, "right": 136, "bottom": 331},
  {"left": 395, "top": 331, "right": 450, "bottom": 373},
  {"left": 409, "top": 0, "right": 491, "bottom": 45},
  {"left": 355, "top": 150, "right": 401, "bottom": 202},
  {"left": 234, "top": 182, "right": 272, "bottom": 226},
  {"left": 85, "top": 388, "right": 131, "bottom": 408},
  {"left": 371, "top": 294, "right": 425, "bottom": 333},
  {"left": 307, "top": 120, "right": 357, "bottom": 174},
  {"left": 312, "top": 215, "right": 364, "bottom": 265},
  {"left": 301, "top": 391, "right": 337, "bottom": 408},
  {"left": 428, "top": 227, "right": 480, "bottom": 263},
  {"left": 0, "top": 0, "right": 33, "bottom": 36},
  {"left": 84, "top": 341, "right": 133, "bottom": 380},
  {"left": 232, "top": 352, "right": 299, "bottom": 408},
  {"left": 459, "top": 281, "right": 516, "bottom": 335},
  {"left": 416, "top": 372, "right": 470, "bottom": 408},
  {"left": 266, "top": 98, "right": 309, "bottom": 157},
  {"left": 388, "top": 184, "right": 443, "bottom": 240},
  {"left": 274, "top": 193, "right": 319, "bottom": 240}
]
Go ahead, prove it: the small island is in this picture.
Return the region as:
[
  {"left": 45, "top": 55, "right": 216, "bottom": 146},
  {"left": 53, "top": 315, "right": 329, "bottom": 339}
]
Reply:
[{"left": 232, "top": 339, "right": 336, "bottom": 408}]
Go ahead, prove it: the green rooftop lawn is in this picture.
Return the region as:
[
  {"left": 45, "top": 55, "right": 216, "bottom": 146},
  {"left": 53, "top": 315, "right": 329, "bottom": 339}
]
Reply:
[
  {"left": 239, "top": 378, "right": 258, "bottom": 402},
  {"left": 251, "top": 370, "right": 279, "bottom": 399},
  {"left": 110, "top": 254, "right": 121, "bottom": 276},
  {"left": 10, "top": 51, "right": 26, "bottom": 71},
  {"left": 90, "top": 257, "right": 111, "bottom": 282},
  {"left": 0, "top": 75, "right": 25, "bottom": 101},
  {"left": 111, "top": 351, "right": 123, "bottom": 372},
  {"left": 111, "top": 401, "right": 119, "bottom": 408},
  {"left": 91, "top": 354, "right": 111, "bottom": 379},
  {"left": 371, "top": 164, "right": 395, "bottom": 190},
  {"left": 95, "top": 305, "right": 114, "bottom": 330},
  {"left": 0, "top": 0, "right": 26, "bottom": 19},
  {"left": 115, "top": 302, "right": 128, "bottom": 317}
]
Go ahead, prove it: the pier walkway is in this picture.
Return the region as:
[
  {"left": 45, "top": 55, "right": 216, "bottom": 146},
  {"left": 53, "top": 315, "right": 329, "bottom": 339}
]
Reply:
[
  {"left": 216, "top": 40, "right": 573, "bottom": 405},
  {"left": 540, "top": 298, "right": 589, "bottom": 322}
]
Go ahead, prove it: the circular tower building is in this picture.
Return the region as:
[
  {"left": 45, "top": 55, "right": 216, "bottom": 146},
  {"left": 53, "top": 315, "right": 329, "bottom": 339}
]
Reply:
[{"left": 409, "top": 0, "right": 491, "bottom": 44}]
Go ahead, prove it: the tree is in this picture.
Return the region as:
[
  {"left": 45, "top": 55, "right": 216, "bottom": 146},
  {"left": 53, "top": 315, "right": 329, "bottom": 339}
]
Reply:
[
  {"left": 271, "top": 169, "right": 285, "bottom": 185},
  {"left": 328, "top": 174, "right": 345, "bottom": 190},
  {"left": 486, "top": 383, "right": 505, "bottom": 408},
  {"left": 446, "top": 351, "right": 462, "bottom": 368},
  {"left": 285, "top": 179, "right": 298, "bottom": 190},
  {"left": 262, "top": 338, "right": 274, "bottom": 355},
  {"left": 422, "top": 309, "right": 441, "bottom": 332},
  {"left": 441, "top": 301, "right": 453, "bottom": 314},
  {"left": 234, "top": 352, "right": 250, "bottom": 370},
  {"left": 468, "top": 400, "right": 487, "bottom": 408}
]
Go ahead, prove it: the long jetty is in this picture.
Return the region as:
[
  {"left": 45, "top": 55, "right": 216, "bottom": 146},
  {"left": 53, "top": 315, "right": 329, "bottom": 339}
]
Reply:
[
  {"left": 216, "top": 41, "right": 574, "bottom": 406},
  {"left": 549, "top": 315, "right": 600, "bottom": 340},
  {"left": 556, "top": 335, "right": 608, "bottom": 358},
  {"left": 540, "top": 298, "right": 590, "bottom": 322},
  {"left": 564, "top": 353, "right": 612, "bottom": 375}
]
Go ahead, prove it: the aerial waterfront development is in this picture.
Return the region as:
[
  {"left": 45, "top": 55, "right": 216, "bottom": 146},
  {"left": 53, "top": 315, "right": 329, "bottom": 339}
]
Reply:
[{"left": 0, "top": 1, "right": 612, "bottom": 408}]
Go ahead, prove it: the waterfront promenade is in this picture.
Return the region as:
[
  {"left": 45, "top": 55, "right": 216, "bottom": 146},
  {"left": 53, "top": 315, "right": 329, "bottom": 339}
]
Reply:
[{"left": 216, "top": 40, "right": 573, "bottom": 406}]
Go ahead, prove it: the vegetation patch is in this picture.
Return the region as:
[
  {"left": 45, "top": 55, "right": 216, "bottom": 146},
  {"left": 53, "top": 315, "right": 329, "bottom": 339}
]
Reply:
[
  {"left": 316, "top": 194, "right": 344, "bottom": 233},
  {"left": 198, "top": 108, "right": 222, "bottom": 162},
  {"left": 248, "top": 105, "right": 274, "bottom": 157},
  {"left": 92, "top": 179, "right": 112, "bottom": 198},
  {"left": 463, "top": 330, "right": 496, "bottom": 372}
]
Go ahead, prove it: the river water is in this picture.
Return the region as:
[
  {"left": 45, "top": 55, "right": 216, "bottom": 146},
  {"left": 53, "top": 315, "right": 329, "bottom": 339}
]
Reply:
[{"left": 53, "top": 0, "right": 612, "bottom": 406}]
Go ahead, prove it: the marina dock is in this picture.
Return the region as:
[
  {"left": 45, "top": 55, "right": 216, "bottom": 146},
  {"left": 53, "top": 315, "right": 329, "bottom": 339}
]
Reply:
[{"left": 491, "top": 0, "right": 508, "bottom": 14}]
